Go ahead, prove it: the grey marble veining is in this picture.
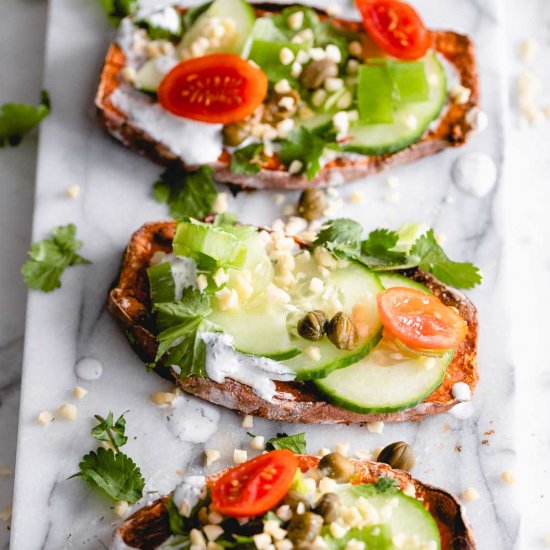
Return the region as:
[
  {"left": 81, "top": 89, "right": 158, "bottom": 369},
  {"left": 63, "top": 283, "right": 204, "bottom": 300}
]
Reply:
[{"left": 3, "top": 0, "right": 548, "bottom": 547}]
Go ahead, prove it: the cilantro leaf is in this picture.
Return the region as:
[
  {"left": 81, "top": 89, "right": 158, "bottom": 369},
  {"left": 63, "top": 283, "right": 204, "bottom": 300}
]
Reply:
[
  {"left": 360, "top": 228, "right": 408, "bottom": 266},
  {"left": 152, "top": 287, "right": 213, "bottom": 377},
  {"left": 21, "top": 224, "right": 91, "bottom": 292},
  {"left": 230, "top": 143, "right": 265, "bottom": 175},
  {"left": 375, "top": 476, "right": 400, "bottom": 492},
  {"left": 100, "top": 0, "right": 137, "bottom": 26},
  {"left": 166, "top": 496, "right": 188, "bottom": 535},
  {"left": 153, "top": 166, "right": 217, "bottom": 220},
  {"left": 314, "top": 218, "right": 363, "bottom": 257},
  {"left": 409, "top": 229, "right": 482, "bottom": 289},
  {"left": 278, "top": 127, "right": 326, "bottom": 181},
  {"left": 265, "top": 432, "right": 307, "bottom": 454},
  {"left": 92, "top": 412, "right": 128, "bottom": 451},
  {"left": 0, "top": 90, "right": 50, "bottom": 147},
  {"left": 72, "top": 447, "right": 144, "bottom": 503}
]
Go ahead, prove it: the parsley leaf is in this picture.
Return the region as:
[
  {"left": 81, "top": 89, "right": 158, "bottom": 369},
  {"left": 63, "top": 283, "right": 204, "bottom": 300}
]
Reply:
[
  {"left": 72, "top": 447, "right": 144, "bottom": 503},
  {"left": 265, "top": 432, "right": 307, "bottom": 454},
  {"left": 314, "top": 218, "right": 363, "bottom": 256},
  {"left": 153, "top": 287, "right": 213, "bottom": 377},
  {"left": 21, "top": 224, "right": 91, "bottom": 292},
  {"left": 409, "top": 229, "right": 482, "bottom": 289},
  {"left": 100, "top": 0, "right": 137, "bottom": 26},
  {"left": 166, "top": 496, "right": 187, "bottom": 535},
  {"left": 92, "top": 412, "right": 128, "bottom": 451},
  {"left": 230, "top": 143, "right": 265, "bottom": 175},
  {"left": 361, "top": 228, "right": 408, "bottom": 266},
  {"left": 153, "top": 166, "right": 217, "bottom": 220},
  {"left": 278, "top": 127, "right": 326, "bottom": 180},
  {"left": 0, "top": 90, "right": 50, "bottom": 147}
]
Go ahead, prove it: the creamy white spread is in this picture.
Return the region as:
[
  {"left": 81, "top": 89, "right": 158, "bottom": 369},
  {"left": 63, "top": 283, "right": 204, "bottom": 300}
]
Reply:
[
  {"left": 136, "top": 6, "right": 182, "bottom": 34},
  {"left": 202, "top": 332, "right": 296, "bottom": 401},
  {"left": 173, "top": 475, "right": 207, "bottom": 516},
  {"left": 110, "top": 88, "right": 224, "bottom": 165},
  {"left": 75, "top": 357, "right": 103, "bottom": 380},
  {"left": 452, "top": 152, "right": 497, "bottom": 197}
]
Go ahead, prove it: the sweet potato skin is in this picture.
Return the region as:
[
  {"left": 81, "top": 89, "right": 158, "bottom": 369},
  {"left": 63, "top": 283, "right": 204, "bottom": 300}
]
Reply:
[
  {"left": 115, "top": 455, "right": 475, "bottom": 549},
  {"left": 96, "top": 4, "right": 480, "bottom": 190},
  {"left": 108, "top": 221, "right": 478, "bottom": 424}
]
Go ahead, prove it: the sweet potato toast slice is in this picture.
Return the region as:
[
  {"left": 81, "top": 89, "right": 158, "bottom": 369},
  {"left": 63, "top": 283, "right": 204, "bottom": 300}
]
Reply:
[
  {"left": 114, "top": 455, "right": 475, "bottom": 549},
  {"left": 96, "top": 3, "right": 480, "bottom": 190},
  {"left": 108, "top": 221, "right": 478, "bottom": 424}
]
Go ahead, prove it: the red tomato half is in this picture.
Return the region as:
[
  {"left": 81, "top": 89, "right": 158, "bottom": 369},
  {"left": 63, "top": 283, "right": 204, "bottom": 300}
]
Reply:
[
  {"left": 377, "top": 287, "right": 467, "bottom": 351},
  {"left": 355, "top": 0, "right": 430, "bottom": 60},
  {"left": 158, "top": 53, "right": 268, "bottom": 124},
  {"left": 211, "top": 450, "right": 298, "bottom": 517}
]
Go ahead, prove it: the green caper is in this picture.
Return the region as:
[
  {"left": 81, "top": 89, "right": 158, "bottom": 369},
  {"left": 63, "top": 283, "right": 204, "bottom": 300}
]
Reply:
[
  {"left": 222, "top": 121, "right": 251, "bottom": 147},
  {"left": 297, "top": 310, "right": 328, "bottom": 341},
  {"left": 318, "top": 452, "right": 355, "bottom": 483},
  {"left": 287, "top": 511, "right": 324, "bottom": 544},
  {"left": 314, "top": 492, "right": 340, "bottom": 523},
  {"left": 297, "top": 188, "right": 326, "bottom": 222},
  {"left": 284, "top": 489, "right": 310, "bottom": 512},
  {"left": 300, "top": 59, "right": 339, "bottom": 89},
  {"left": 326, "top": 312, "right": 358, "bottom": 351},
  {"left": 377, "top": 441, "right": 415, "bottom": 472}
]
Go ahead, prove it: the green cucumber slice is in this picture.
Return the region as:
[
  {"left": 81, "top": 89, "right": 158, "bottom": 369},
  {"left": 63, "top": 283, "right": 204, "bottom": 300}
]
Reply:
[
  {"left": 178, "top": 0, "right": 255, "bottom": 56},
  {"left": 344, "top": 53, "right": 447, "bottom": 155},
  {"left": 283, "top": 258, "right": 383, "bottom": 380},
  {"left": 337, "top": 486, "right": 441, "bottom": 550},
  {"left": 324, "top": 524, "right": 391, "bottom": 550},
  {"left": 378, "top": 272, "right": 432, "bottom": 294},
  {"left": 314, "top": 275, "right": 452, "bottom": 413}
]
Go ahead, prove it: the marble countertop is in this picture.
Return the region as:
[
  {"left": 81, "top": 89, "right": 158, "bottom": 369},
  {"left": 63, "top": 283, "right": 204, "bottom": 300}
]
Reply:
[{"left": 0, "top": 0, "right": 549, "bottom": 548}]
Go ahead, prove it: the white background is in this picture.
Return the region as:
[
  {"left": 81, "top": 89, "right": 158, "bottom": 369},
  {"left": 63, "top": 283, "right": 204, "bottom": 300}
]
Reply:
[{"left": 0, "top": 0, "right": 549, "bottom": 547}]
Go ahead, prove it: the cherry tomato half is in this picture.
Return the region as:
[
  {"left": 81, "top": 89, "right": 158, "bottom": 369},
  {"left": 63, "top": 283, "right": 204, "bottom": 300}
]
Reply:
[
  {"left": 377, "top": 287, "right": 467, "bottom": 351},
  {"left": 211, "top": 450, "right": 298, "bottom": 517},
  {"left": 355, "top": 0, "right": 430, "bottom": 60},
  {"left": 158, "top": 53, "right": 268, "bottom": 124}
]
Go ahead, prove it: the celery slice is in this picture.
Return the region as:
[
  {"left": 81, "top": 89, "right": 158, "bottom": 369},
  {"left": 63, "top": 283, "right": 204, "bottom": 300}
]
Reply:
[
  {"left": 147, "top": 262, "right": 176, "bottom": 303},
  {"left": 357, "top": 65, "right": 394, "bottom": 124},
  {"left": 389, "top": 60, "right": 429, "bottom": 103},
  {"left": 173, "top": 221, "right": 246, "bottom": 271}
]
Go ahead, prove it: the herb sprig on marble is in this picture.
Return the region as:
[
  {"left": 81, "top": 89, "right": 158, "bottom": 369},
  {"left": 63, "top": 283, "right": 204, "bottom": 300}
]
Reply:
[
  {"left": 314, "top": 219, "right": 482, "bottom": 289},
  {"left": 71, "top": 411, "right": 145, "bottom": 504}
]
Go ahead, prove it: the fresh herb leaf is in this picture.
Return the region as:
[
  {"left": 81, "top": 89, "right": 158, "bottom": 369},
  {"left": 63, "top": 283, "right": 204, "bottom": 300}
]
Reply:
[
  {"left": 0, "top": 90, "right": 50, "bottom": 147},
  {"left": 153, "top": 166, "right": 217, "bottom": 220},
  {"left": 409, "top": 229, "right": 482, "bottom": 289},
  {"left": 361, "top": 228, "right": 408, "bottom": 265},
  {"left": 374, "top": 476, "right": 399, "bottom": 492},
  {"left": 324, "top": 524, "right": 392, "bottom": 550},
  {"left": 21, "top": 224, "right": 91, "bottom": 292},
  {"left": 100, "top": 0, "right": 137, "bottom": 25},
  {"left": 72, "top": 447, "right": 144, "bottom": 503},
  {"left": 278, "top": 127, "right": 326, "bottom": 181},
  {"left": 166, "top": 496, "right": 187, "bottom": 536},
  {"left": 153, "top": 287, "right": 213, "bottom": 377},
  {"left": 92, "top": 412, "right": 128, "bottom": 451},
  {"left": 314, "top": 218, "right": 363, "bottom": 256},
  {"left": 266, "top": 432, "right": 307, "bottom": 454},
  {"left": 230, "top": 143, "right": 265, "bottom": 175},
  {"left": 136, "top": 10, "right": 183, "bottom": 41}
]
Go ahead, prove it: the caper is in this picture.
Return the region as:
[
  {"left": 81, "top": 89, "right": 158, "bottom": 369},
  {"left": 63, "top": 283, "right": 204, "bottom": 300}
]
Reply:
[
  {"left": 326, "top": 312, "right": 358, "bottom": 351},
  {"left": 284, "top": 489, "right": 310, "bottom": 512},
  {"left": 262, "top": 90, "right": 300, "bottom": 124},
  {"left": 222, "top": 121, "right": 251, "bottom": 147},
  {"left": 297, "top": 188, "right": 326, "bottom": 222},
  {"left": 318, "top": 452, "right": 355, "bottom": 483},
  {"left": 377, "top": 441, "right": 415, "bottom": 472},
  {"left": 300, "top": 59, "right": 339, "bottom": 89},
  {"left": 287, "top": 511, "right": 324, "bottom": 544},
  {"left": 314, "top": 492, "right": 340, "bottom": 523},
  {"left": 297, "top": 310, "right": 328, "bottom": 341}
]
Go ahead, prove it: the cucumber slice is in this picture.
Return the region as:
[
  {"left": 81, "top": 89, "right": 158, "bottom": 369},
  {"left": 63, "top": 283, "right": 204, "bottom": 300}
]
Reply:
[
  {"left": 343, "top": 53, "right": 447, "bottom": 155},
  {"left": 283, "top": 258, "right": 383, "bottom": 380},
  {"left": 378, "top": 272, "right": 432, "bottom": 294},
  {"left": 135, "top": 57, "right": 177, "bottom": 93},
  {"left": 337, "top": 486, "right": 441, "bottom": 550},
  {"left": 178, "top": 0, "right": 255, "bottom": 56},
  {"left": 314, "top": 275, "right": 452, "bottom": 413}
]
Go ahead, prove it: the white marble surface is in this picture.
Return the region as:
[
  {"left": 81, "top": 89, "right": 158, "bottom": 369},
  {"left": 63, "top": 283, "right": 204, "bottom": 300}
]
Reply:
[{"left": 0, "top": 0, "right": 548, "bottom": 548}]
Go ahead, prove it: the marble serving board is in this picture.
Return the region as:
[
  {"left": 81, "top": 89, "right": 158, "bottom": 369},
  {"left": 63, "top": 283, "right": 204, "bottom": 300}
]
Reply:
[{"left": 9, "top": 0, "right": 518, "bottom": 547}]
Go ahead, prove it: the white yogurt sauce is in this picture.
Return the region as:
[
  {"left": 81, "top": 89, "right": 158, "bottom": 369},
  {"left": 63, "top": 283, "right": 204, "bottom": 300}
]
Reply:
[
  {"left": 75, "top": 357, "right": 103, "bottom": 381},
  {"left": 466, "top": 108, "right": 489, "bottom": 133},
  {"left": 451, "top": 382, "right": 472, "bottom": 402},
  {"left": 203, "top": 332, "right": 296, "bottom": 401},
  {"left": 136, "top": 6, "right": 182, "bottom": 34},
  {"left": 449, "top": 401, "right": 474, "bottom": 419},
  {"left": 452, "top": 152, "right": 497, "bottom": 197},
  {"left": 173, "top": 475, "right": 207, "bottom": 516},
  {"left": 110, "top": 88, "right": 224, "bottom": 165}
]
